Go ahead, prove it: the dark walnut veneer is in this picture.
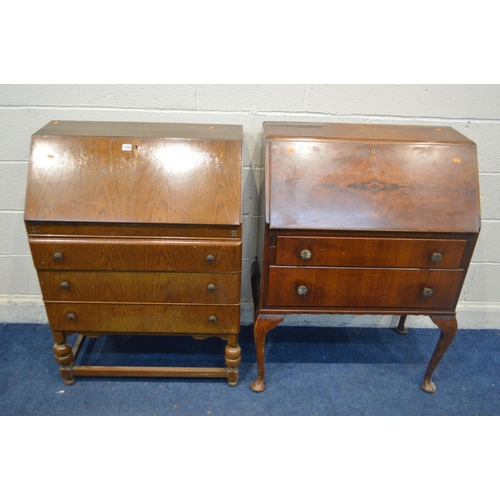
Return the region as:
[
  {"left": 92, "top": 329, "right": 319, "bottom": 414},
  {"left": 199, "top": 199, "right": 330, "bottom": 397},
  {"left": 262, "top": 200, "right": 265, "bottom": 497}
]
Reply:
[{"left": 251, "top": 122, "right": 480, "bottom": 393}]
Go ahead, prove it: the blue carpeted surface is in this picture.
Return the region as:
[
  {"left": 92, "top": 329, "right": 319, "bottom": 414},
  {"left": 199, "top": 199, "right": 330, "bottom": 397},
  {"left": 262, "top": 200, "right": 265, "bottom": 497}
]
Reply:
[{"left": 0, "top": 323, "right": 498, "bottom": 415}]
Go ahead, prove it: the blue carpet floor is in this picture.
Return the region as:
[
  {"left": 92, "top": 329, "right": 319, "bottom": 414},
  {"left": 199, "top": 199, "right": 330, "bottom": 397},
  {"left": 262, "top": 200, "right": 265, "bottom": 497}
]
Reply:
[{"left": 1, "top": 322, "right": 499, "bottom": 415}]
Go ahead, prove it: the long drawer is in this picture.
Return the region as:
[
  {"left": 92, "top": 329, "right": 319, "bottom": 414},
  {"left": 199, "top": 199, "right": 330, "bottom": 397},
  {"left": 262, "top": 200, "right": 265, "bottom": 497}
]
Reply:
[
  {"left": 275, "top": 236, "right": 466, "bottom": 269},
  {"left": 29, "top": 238, "right": 241, "bottom": 272},
  {"left": 37, "top": 271, "right": 241, "bottom": 304},
  {"left": 267, "top": 266, "right": 463, "bottom": 309},
  {"left": 45, "top": 303, "right": 240, "bottom": 334}
]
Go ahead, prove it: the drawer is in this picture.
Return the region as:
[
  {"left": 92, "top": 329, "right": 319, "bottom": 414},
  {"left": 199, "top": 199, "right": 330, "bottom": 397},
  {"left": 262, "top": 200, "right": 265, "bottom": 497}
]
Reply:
[
  {"left": 275, "top": 236, "right": 466, "bottom": 269},
  {"left": 45, "top": 303, "right": 240, "bottom": 334},
  {"left": 37, "top": 271, "right": 241, "bottom": 304},
  {"left": 267, "top": 266, "right": 463, "bottom": 310},
  {"left": 25, "top": 221, "right": 242, "bottom": 239},
  {"left": 29, "top": 238, "right": 241, "bottom": 272}
]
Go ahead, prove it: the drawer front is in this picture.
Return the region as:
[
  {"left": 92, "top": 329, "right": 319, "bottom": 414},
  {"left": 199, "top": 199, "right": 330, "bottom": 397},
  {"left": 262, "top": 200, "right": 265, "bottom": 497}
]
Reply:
[
  {"left": 38, "top": 271, "right": 241, "bottom": 304},
  {"left": 26, "top": 221, "right": 242, "bottom": 239},
  {"left": 45, "top": 303, "right": 240, "bottom": 334},
  {"left": 267, "top": 267, "right": 463, "bottom": 310},
  {"left": 275, "top": 237, "right": 467, "bottom": 269},
  {"left": 30, "top": 238, "right": 241, "bottom": 272}
]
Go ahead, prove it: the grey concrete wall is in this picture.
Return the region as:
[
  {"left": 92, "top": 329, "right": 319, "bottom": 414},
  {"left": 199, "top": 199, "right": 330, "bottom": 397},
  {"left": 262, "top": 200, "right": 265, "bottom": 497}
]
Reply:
[{"left": 1, "top": 84, "right": 498, "bottom": 327}]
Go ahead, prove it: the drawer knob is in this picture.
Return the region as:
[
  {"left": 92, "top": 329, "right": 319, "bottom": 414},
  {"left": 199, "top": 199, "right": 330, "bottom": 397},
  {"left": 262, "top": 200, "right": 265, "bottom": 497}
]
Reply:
[
  {"left": 67, "top": 313, "right": 76, "bottom": 320},
  {"left": 209, "top": 315, "right": 217, "bottom": 323},
  {"left": 431, "top": 252, "right": 442, "bottom": 263},
  {"left": 206, "top": 254, "right": 215, "bottom": 263},
  {"left": 297, "top": 285, "right": 308, "bottom": 296},
  {"left": 60, "top": 281, "right": 70, "bottom": 289},
  {"left": 300, "top": 249, "right": 312, "bottom": 260},
  {"left": 207, "top": 284, "right": 216, "bottom": 292},
  {"left": 53, "top": 252, "right": 63, "bottom": 261},
  {"left": 422, "top": 288, "right": 434, "bottom": 298}
]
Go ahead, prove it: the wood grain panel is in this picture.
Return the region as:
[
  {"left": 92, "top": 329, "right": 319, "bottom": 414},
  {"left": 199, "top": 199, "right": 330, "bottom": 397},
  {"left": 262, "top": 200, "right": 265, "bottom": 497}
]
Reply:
[
  {"left": 29, "top": 238, "right": 241, "bottom": 272},
  {"left": 25, "top": 135, "right": 241, "bottom": 226},
  {"left": 267, "top": 267, "right": 463, "bottom": 310},
  {"left": 25, "top": 222, "right": 241, "bottom": 238},
  {"left": 275, "top": 236, "right": 467, "bottom": 269},
  {"left": 45, "top": 303, "right": 240, "bottom": 333},
  {"left": 269, "top": 140, "right": 479, "bottom": 232},
  {"left": 37, "top": 271, "right": 241, "bottom": 304}
]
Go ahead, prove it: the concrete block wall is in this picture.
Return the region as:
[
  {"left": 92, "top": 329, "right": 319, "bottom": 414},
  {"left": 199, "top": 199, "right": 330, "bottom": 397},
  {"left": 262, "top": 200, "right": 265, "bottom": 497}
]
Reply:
[{"left": 1, "top": 84, "right": 499, "bottom": 328}]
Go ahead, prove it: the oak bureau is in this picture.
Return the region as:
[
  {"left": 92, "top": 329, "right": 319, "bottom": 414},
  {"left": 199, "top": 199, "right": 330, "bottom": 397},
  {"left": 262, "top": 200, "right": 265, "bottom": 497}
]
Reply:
[
  {"left": 251, "top": 122, "right": 480, "bottom": 393},
  {"left": 25, "top": 121, "right": 243, "bottom": 386}
]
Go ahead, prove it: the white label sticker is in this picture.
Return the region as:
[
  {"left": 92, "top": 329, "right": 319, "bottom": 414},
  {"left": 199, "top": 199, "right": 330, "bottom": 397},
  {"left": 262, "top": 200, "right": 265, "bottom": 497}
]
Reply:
[{"left": 122, "top": 144, "right": 132, "bottom": 151}]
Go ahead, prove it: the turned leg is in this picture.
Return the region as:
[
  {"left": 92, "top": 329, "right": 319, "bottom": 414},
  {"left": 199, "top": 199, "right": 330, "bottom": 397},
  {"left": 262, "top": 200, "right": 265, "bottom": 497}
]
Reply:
[
  {"left": 225, "top": 334, "right": 241, "bottom": 387},
  {"left": 52, "top": 330, "right": 75, "bottom": 385},
  {"left": 396, "top": 315, "right": 408, "bottom": 335},
  {"left": 422, "top": 316, "right": 458, "bottom": 393},
  {"left": 250, "top": 314, "right": 284, "bottom": 393}
]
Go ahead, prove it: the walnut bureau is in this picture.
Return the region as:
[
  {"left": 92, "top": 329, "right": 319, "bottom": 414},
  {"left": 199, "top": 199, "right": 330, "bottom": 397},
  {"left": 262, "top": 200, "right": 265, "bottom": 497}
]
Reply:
[
  {"left": 25, "top": 121, "right": 243, "bottom": 386},
  {"left": 251, "top": 122, "right": 480, "bottom": 393}
]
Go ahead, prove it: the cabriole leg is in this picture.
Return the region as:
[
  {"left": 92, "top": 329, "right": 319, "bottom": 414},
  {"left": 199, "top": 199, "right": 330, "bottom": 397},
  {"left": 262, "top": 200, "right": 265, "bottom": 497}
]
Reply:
[
  {"left": 423, "top": 316, "right": 458, "bottom": 393},
  {"left": 52, "top": 330, "right": 75, "bottom": 385},
  {"left": 250, "top": 314, "right": 284, "bottom": 393}
]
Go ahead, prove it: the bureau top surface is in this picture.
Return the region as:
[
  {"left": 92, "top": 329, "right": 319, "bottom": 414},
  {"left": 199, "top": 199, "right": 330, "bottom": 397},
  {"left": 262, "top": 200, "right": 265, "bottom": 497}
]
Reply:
[
  {"left": 25, "top": 121, "right": 242, "bottom": 226},
  {"left": 263, "top": 121, "right": 474, "bottom": 144},
  {"left": 265, "top": 122, "right": 480, "bottom": 233},
  {"left": 33, "top": 121, "right": 243, "bottom": 141}
]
